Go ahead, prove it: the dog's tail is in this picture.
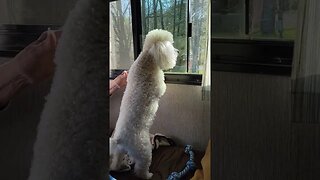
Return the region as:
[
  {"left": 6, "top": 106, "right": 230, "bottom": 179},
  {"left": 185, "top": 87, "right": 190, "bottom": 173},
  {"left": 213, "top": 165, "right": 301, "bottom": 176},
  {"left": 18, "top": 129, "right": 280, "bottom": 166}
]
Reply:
[{"left": 143, "top": 29, "right": 178, "bottom": 70}]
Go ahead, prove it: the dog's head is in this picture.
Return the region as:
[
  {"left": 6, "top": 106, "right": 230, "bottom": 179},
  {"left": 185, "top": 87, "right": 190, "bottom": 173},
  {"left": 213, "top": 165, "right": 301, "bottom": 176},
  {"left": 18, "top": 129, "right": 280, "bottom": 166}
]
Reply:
[{"left": 143, "top": 29, "right": 178, "bottom": 70}]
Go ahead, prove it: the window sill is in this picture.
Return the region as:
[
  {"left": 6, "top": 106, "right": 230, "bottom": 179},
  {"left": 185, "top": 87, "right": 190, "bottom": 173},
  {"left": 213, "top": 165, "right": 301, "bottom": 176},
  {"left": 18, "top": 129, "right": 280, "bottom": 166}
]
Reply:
[
  {"left": 212, "top": 38, "right": 294, "bottom": 76},
  {"left": 164, "top": 73, "right": 202, "bottom": 86},
  {"left": 110, "top": 69, "right": 202, "bottom": 86},
  {"left": 0, "top": 24, "right": 61, "bottom": 57}
]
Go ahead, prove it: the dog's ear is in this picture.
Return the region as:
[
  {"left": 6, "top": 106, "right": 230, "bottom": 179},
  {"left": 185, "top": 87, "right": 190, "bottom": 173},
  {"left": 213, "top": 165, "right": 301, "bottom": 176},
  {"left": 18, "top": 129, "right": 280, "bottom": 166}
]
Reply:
[{"left": 149, "top": 41, "right": 177, "bottom": 70}]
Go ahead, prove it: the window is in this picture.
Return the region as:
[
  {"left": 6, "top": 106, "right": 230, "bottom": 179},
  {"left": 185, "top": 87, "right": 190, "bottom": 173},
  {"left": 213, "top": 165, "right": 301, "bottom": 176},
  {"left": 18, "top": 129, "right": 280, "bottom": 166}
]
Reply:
[
  {"left": 211, "top": 0, "right": 298, "bottom": 75},
  {"left": 0, "top": 0, "right": 77, "bottom": 25},
  {"left": 0, "top": 0, "right": 75, "bottom": 57},
  {"left": 249, "top": 0, "right": 298, "bottom": 40},
  {"left": 212, "top": 0, "right": 298, "bottom": 40},
  {"left": 109, "top": 0, "right": 134, "bottom": 71},
  {"left": 140, "top": 0, "right": 188, "bottom": 72},
  {"left": 212, "top": 0, "right": 246, "bottom": 38},
  {"left": 109, "top": 0, "right": 210, "bottom": 83},
  {"left": 189, "top": 0, "right": 210, "bottom": 74}
]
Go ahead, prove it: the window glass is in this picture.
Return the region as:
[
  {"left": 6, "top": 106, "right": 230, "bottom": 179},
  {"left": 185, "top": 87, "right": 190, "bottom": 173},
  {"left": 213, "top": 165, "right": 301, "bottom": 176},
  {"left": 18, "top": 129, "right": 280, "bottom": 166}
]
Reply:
[
  {"left": 0, "top": 0, "right": 77, "bottom": 25},
  {"left": 249, "top": 0, "right": 298, "bottom": 40},
  {"left": 189, "top": 0, "right": 210, "bottom": 73},
  {"left": 109, "top": 0, "right": 134, "bottom": 70},
  {"left": 141, "top": 0, "right": 188, "bottom": 72},
  {"left": 141, "top": 0, "right": 210, "bottom": 73},
  {"left": 212, "top": 0, "right": 298, "bottom": 40},
  {"left": 109, "top": 0, "right": 210, "bottom": 74},
  {"left": 212, "top": 0, "right": 246, "bottom": 38}
]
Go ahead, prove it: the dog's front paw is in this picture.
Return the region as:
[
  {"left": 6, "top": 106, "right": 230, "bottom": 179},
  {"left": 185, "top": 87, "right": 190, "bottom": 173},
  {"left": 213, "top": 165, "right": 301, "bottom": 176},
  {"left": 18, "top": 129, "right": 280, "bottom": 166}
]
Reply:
[
  {"left": 145, "top": 172, "right": 153, "bottom": 179},
  {"left": 135, "top": 170, "right": 153, "bottom": 179},
  {"left": 142, "top": 172, "right": 153, "bottom": 179}
]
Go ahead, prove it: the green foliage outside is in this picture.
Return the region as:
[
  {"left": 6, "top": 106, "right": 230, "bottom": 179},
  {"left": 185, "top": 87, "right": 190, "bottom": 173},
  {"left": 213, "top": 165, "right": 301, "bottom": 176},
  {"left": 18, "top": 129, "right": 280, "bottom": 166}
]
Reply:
[{"left": 110, "top": 0, "right": 209, "bottom": 74}]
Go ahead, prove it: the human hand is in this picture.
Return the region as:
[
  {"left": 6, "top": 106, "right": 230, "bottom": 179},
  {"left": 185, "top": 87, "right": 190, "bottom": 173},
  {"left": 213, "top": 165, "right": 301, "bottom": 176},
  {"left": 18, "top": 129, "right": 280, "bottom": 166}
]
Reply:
[
  {"left": 109, "top": 71, "right": 128, "bottom": 95},
  {"left": 114, "top": 71, "right": 128, "bottom": 88},
  {"left": 12, "top": 30, "right": 62, "bottom": 84}
]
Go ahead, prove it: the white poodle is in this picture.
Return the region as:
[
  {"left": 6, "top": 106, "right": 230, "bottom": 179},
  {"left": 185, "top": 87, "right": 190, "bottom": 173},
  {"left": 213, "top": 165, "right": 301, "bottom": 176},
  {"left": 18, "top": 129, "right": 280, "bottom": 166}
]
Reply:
[{"left": 110, "top": 29, "right": 178, "bottom": 179}]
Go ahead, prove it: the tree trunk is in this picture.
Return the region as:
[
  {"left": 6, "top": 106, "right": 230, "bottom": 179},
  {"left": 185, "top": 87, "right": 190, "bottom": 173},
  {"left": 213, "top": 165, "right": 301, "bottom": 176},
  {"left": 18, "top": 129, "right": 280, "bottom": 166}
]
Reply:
[
  {"left": 173, "top": 0, "right": 177, "bottom": 36},
  {"left": 177, "top": 0, "right": 184, "bottom": 34},
  {"left": 158, "top": 0, "right": 164, "bottom": 29},
  {"left": 191, "top": 0, "right": 204, "bottom": 73},
  {"left": 153, "top": 0, "right": 157, "bottom": 28},
  {"left": 141, "top": 0, "right": 147, "bottom": 34},
  {"left": 147, "top": 0, "right": 150, "bottom": 32},
  {"left": 113, "top": 1, "right": 131, "bottom": 68}
]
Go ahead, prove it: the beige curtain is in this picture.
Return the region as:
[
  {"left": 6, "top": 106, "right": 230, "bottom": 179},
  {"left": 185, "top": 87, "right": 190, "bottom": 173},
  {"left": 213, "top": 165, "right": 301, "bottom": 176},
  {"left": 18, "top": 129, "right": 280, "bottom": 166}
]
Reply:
[{"left": 292, "top": 0, "right": 320, "bottom": 123}]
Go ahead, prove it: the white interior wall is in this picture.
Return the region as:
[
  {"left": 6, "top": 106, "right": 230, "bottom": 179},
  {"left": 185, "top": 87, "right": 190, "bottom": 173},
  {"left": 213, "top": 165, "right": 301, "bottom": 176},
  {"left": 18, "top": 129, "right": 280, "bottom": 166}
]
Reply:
[{"left": 110, "top": 84, "right": 211, "bottom": 151}]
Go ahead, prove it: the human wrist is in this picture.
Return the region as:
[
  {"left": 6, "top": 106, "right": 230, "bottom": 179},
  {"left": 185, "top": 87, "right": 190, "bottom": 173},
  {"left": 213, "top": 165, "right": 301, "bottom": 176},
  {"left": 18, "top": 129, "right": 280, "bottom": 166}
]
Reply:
[
  {"left": 0, "top": 68, "right": 30, "bottom": 107},
  {"left": 10, "top": 56, "right": 34, "bottom": 85},
  {"left": 109, "top": 81, "right": 121, "bottom": 96}
]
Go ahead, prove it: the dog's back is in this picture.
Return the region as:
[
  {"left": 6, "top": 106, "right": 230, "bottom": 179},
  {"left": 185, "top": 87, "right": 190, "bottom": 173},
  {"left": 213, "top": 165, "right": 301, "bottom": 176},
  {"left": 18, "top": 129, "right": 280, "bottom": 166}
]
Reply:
[{"left": 113, "top": 52, "right": 166, "bottom": 141}]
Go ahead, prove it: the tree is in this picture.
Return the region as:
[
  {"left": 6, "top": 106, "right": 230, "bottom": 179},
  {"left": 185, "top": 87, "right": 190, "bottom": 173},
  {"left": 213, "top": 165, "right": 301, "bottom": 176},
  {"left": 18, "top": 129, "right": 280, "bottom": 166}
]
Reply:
[
  {"left": 141, "top": 0, "right": 147, "bottom": 34},
  {"left": 158, "top": 0, "right": 165, "bottom": 29},
  {"left": 173, "top": 0, "right": 177, "bottom": 36},
  {"left": 110, "top": 0, "right": 133, "bottom": 69},
  {"left": 190, "top": 0, "right": 205, "bottom": 73},
  {"left": 153, "top": 0, "right": 158, "bottom": 28}
]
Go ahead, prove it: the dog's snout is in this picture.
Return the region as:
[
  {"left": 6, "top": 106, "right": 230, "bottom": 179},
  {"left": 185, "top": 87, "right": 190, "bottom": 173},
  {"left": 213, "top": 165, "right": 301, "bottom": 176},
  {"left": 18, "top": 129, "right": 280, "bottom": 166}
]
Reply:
[{"left": 176, "top": 49, "right": 179, "bottom": 54}]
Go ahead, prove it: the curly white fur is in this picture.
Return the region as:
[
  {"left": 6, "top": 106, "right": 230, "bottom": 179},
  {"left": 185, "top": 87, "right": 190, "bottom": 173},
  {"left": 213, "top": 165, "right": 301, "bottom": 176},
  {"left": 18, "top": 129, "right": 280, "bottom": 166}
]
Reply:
[
  {"left": 110, "top": 29, "right": 178, "bottom": 179},
  {"left": 29, "top": 0, "right": 108, "bottom": 179}
]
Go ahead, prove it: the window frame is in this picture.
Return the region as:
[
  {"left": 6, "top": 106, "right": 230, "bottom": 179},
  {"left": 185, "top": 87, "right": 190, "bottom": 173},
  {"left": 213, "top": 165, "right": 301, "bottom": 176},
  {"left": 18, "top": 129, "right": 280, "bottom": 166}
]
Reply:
[
  {"left": 0, "top": 24, "right": 61, "bottom": 57},
  {"left": 211, "top": 0, "right": 295, "bottom": 76},
  {"left": 110, "top": 0, "right": 203, "bottom": 86},
  {"left": 212, "top": 38, "right": 294, "bottom": 76}
]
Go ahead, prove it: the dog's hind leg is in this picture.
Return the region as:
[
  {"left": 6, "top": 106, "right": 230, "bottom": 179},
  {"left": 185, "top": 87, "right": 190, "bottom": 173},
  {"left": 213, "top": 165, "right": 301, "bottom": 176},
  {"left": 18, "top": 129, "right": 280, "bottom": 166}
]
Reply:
[{"left": 128, "top": 137, "right": 153, "bottom": 179}]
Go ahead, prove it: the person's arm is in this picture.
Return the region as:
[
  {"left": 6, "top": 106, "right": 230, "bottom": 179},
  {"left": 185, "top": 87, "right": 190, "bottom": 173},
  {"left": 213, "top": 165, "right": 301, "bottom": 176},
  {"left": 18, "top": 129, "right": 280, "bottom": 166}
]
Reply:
[
  {"left": 0, "top": 61, "right": 29, "bottom": 108},
  {"left": 0, "top": 30, "right": 61, "bottom": 109}
]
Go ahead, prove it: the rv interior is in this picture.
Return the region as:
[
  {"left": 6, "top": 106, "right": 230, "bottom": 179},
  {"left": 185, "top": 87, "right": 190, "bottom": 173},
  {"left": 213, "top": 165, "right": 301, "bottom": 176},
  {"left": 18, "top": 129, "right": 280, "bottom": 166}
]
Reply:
[{"left": 1, "top": 0, "right": 320, "bottom": 180}]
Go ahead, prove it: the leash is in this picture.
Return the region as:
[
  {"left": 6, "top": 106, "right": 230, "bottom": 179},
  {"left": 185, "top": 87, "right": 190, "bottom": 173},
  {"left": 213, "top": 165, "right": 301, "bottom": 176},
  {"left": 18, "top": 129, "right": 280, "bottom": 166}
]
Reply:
[{"left": 167, "top": 145, "right": 196, "bottom": 180}]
